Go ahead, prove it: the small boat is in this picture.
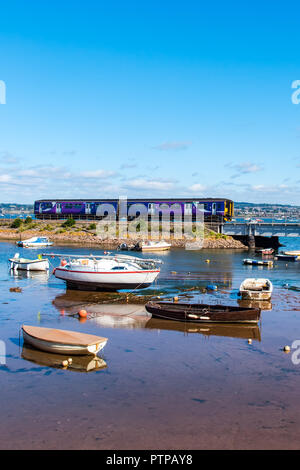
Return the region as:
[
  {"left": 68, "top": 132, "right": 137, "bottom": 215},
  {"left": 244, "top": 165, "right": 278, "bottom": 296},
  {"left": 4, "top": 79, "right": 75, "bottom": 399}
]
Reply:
[
  {"left": 256, "top": 248, "right": 274, "bottom": 256},
  {"left": 17, "top": 236, "right": 53, "bottom": 248},
  {"left": 145, "top": 301, "right": 261, "bottom": 324},
  {"left": 243, "top": 258, "right": 273, "bottom": 267},
  {"left": 283, "top": 250, "right": 300, "bottom": 258},
  {"left": 239, "top": 278, "right": 273, "bottom": 300},
  {"left": 9, "top": 253, "right": 49, "bottom": 271},
  {"left": 47, "top": 252, "right": 162, "bottom": 291},
  {"left": 140, "top": 240, "right": 171, "bottom": 252},
  {"left": 22, "top": 325, "right": 108, "bottom": 355},
  {"left": 275, "top": 254, "right": 298, "bottom": 262}
]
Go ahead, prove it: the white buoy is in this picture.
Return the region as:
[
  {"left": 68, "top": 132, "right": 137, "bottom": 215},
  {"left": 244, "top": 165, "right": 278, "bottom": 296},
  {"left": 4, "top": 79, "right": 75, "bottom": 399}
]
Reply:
[
  {"left": 283, "top": 345, "right": 290, "bottom": 353},
  {"left": 248, "top": 339, "right": 252, "bottom": 344}
]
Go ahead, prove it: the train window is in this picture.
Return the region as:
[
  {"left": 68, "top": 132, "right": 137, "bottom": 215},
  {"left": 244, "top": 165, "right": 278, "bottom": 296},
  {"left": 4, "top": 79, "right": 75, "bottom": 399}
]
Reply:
[{"left": 65, "top": 204, "right": 73, "bottom": 209}]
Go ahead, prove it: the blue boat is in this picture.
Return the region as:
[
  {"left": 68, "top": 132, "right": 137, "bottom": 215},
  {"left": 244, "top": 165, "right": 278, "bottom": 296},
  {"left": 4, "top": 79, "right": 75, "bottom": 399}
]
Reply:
[
  {"left": 276, "top": 254, "right": 298, "bottom": 262},
  {"left": 243, "top": 259, "right": 273, "bottom": 267},
  {"left": 16, "top": 237, "right": 53, "bottom": 248}
]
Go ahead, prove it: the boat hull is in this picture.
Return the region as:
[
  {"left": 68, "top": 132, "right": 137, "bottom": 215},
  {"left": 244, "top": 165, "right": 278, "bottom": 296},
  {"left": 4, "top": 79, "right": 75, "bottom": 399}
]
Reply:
[
  {"left": 240, "top": 291, "right": 271, "bottom": 301},
  {"left": 145, "top": 302, "right": 261, "bottom": 324},
  {"left": 54, "top": 266, "right": 160, "bottom": 291},
  {"left": 22, "top": 327, "right": 107, "bottom": 356},
  {"left": 141, "top": 245, "right": 171, "bottom": 252},
  {"left": 10, "top": 259, "right": 49, "bottom": 271}
]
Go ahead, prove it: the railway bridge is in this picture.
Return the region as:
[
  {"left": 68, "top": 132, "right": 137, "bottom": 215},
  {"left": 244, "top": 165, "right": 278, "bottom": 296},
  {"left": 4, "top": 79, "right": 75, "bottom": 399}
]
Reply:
[{"left": 220, "top": 221, "right": 300, "bottom": 248}]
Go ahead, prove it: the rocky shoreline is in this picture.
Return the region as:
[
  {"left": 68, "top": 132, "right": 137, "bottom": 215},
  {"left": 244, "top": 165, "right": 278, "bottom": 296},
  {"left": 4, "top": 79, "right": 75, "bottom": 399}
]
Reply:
[{"left": 0, "top": 225, "right": 248, "bottom": 250}]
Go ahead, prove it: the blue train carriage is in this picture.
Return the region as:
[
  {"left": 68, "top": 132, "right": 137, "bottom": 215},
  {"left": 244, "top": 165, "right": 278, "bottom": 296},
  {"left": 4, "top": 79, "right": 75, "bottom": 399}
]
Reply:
[
  {"left": 34, "top": 198, "right": 234, "bottom": 221},
  {"left": 124, "top": 198, "right": 233, "bottom": 221}
]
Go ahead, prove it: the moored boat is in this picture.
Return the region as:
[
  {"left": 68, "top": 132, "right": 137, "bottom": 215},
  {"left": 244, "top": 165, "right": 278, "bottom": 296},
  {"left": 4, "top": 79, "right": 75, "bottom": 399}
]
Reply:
[
  {"left": 17, "top": 236, "right": 53, "bottom": 248},
  {"left": 48, "top": 252, "right": 162, "bottom": 291},
  {"left": 283, "top": 250, "right": 300, "bottom": 259},
  {"left": 275, "top": 253, "right": 298, "bottom": 262},
  {"left": 255, "top": 248, "right": 274, "bottom": 256},
  {"left": 145, "top": 301, "right": 261, "bottom": 324},
  {"left": 9, "top": 253, "right": 49, "bottom": 271},
  {"left": 22, "top": 325, "right": 108, "bottom": 355},
  {"left": 239, "top": 278, "right": 273, "bottom": 300},
  {"left": 140, "top": 240, "right": 171, "bottom": 252},
  {"left": 243, "top": 258, "right": 273, "bottom": 267}
]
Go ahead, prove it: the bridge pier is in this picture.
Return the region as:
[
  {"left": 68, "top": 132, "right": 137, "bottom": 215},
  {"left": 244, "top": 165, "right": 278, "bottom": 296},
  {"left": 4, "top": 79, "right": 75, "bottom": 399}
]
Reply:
[{"left": 230, "top": 235, "right": 281, "bottom": 249}]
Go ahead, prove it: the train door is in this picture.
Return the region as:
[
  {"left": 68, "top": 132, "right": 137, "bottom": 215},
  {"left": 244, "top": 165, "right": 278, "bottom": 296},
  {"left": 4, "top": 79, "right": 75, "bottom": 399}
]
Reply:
[
  {"left": 184, "top": 202, "right": 192, "bottom": 216},
  {"left": 56, "top": 203, "right": 62, "bottom": 214},
  {"left": 212, "top": 202, "right": 216, "bottom": 216},
  {"left": 148, "top": 203, "right": 155, "bottom": 216},
  {"left": 85, "top": 203, "right": 91, "bottom": 215}
]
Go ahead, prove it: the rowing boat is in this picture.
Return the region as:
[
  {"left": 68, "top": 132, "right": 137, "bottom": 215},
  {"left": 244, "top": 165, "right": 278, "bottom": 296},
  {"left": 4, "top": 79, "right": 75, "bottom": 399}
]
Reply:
[
  {"left": 239, "top": 278, "right": 273, "bottom": 300},
  {"left": 22, "top": 325, "right": 108, "bottom": 355},
  {"left": 145, "top": 301, "right": 261, "bottom": 324}
]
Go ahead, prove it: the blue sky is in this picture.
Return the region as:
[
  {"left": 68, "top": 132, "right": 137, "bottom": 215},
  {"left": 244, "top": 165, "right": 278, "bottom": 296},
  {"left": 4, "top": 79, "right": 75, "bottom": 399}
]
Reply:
[{"left": 1, "top": 1, "right": 300, "bottom": 204}]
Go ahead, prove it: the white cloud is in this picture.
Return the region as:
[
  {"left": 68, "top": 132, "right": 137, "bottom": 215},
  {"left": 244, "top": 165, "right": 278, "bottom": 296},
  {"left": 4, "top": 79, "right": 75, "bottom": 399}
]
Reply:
[{"left": 152, "top": 141, "right": 191, "bottom": 151}]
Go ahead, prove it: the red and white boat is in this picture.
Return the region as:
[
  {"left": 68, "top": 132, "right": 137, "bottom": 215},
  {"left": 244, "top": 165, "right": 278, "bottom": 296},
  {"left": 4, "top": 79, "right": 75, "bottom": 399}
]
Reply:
[{"left": 48, "top": 253, "right": 162, "bottom": 291}]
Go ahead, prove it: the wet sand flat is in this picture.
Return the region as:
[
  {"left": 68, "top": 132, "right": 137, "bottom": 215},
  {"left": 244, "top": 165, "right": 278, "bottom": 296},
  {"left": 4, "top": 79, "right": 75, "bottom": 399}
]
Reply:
[{"left": 0, "top": 242, "right": 300, "bottom": 449}]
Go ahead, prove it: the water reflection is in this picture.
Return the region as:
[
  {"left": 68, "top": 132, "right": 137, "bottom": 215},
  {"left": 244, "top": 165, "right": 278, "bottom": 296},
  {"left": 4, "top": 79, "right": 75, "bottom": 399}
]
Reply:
[
  {"left": 10, "top": 270, "right": 50, "bottom": 283},
  {"left": 52, "top": 291, "right": 261, "bottom": 340},
  {"left": 145, "top": 318, "right": 261, "bottom": 341},
  {"left": 237, "top": 299, "right": 273, "bottom": 311},
  {"left": 22, "top": 345, "right": 107, "bottom": 373}
]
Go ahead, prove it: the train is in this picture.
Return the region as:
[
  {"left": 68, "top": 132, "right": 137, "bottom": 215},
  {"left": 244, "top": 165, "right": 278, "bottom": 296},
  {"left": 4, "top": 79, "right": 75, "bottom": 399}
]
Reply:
[{"left": 34, "top": 198, "right": 234, "bottom": 222}]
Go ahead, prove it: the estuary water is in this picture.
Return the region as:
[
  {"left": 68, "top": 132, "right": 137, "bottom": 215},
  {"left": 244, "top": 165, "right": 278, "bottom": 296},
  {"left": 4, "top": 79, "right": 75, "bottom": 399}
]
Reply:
[{"left": 0, "top": 239, "right": 300, "bottom": 449}]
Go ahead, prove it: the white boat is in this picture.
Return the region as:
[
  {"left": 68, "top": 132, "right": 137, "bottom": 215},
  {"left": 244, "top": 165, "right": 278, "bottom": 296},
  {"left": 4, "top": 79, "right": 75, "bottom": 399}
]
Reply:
[
  {"left": 9, "top": 253, "right": 49, "bottom": 271},
  {"left": 49, "top": 252, "right": 162, "bottom": 291},
  {"left": 17, "top": 236, "right": 53, "bottom": 248},
  {"left": 140, "top": 240, "right": 171, "bottom": 252},
  {"left": 284, "top": 250, "right": 300, "bottom": 258},
  {"left": 22, "top": 325, "right": 108, "bottom": 356},
  {"left": 239, "top": 278, "right": 273, "bottom": 300}
]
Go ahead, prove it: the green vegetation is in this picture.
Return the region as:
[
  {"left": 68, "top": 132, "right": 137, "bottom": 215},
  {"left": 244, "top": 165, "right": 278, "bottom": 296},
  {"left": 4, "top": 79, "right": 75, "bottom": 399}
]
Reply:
[
  {"left": 10, "top": 218, "right": 23, "bottom": 228},
  {"left": 88, "top": 223, "right": 97, "bottom": 230},
  {"left": 24, "top": 216, "right": 33, "bottom": 224},
  {"left": 61, "top": 217, "right": 76, "bottom": 228}
]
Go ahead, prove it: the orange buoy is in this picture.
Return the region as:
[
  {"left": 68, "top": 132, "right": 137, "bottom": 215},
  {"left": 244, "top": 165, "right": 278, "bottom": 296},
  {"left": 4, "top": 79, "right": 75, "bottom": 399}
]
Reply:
[
  {"left": 78, "top": 309, "right": 88, "bottom": 318},
  {"left": 60, "top": 259, "right": 67, "bottom": 266},
  {"left": 60, "top": 309, "right": 65, "bottom": 316}
]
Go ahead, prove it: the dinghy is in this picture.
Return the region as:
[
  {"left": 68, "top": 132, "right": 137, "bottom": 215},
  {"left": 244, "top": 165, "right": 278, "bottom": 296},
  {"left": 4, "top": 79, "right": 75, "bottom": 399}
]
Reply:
[
  {"left": 239, "top": 278, "right": 273, "bottom": 300},
  {"left": 145, "top": 301, "right": 261, "bottom": 324},
  {"left": 17, "top": 236, "right": 53, "bottom": 248},
  {"left": 275, "top": 253, "right": 298, "bottom": 262},
  {"left": 9, "top": 253, "right": 49, "bottom": 271},
  {"left": 22, "top": 325, "right": 108, "bottom": 355},
  {"left": 243, "top": 258, "right": 273, "bottom": 267},
  {"left": 139, "top": 240, "right": 171, "bottom": 252}
]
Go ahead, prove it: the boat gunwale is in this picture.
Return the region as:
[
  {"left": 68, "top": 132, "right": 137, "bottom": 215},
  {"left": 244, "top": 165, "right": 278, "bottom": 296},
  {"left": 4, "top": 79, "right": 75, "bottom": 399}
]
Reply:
[{"left": 22, "top": 325, "right": 107, "bottom": 347}]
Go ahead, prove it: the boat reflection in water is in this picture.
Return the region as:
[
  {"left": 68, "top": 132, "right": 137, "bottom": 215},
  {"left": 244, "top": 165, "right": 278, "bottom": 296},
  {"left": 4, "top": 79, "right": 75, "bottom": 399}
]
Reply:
[
  {"left": 237, "top": 299, "right": 272, "bottom": 311},
  {"left": 145, "top": 318, "right": 261, "bottom": 341},
  {"left": 22, "top": 345, "right": 107, "bottom": 373},
  {"left": 10, "top": 269, "right": 50, "bottom": 282},
  {"left": 52, "top": 292, "right": 150, "bottom": 330},
  {"left": 53, "top": 292, "right": 261, "bottom": 341}
]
